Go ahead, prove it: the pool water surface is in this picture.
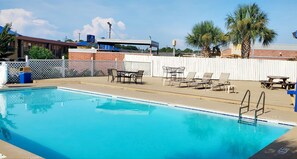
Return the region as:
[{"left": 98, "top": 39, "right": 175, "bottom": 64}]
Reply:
[{"left": 0, "top": 88, "right": 290, "bottom": 159}]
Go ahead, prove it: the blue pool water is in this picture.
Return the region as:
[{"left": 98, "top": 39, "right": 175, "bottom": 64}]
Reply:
[{"left": 0, "top": 88, "right": 290, "bottom": 159}]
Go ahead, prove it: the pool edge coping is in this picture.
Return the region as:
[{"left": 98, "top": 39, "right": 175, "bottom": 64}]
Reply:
[
  {"left": 0, "top": 86, "right": 295, "bottom": 159},
  {"left": 59, "top": 86, "right": 297, "bottom": 158},
  {"left": 58, "top": 86, "right": 297, "bottom": 127}
]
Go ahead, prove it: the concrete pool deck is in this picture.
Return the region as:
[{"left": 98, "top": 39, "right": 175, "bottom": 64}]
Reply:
[{"left": 1, "top": 76, "right": 297, "bottom": 159}]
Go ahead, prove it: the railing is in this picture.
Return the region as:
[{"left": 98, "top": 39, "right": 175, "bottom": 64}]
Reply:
[
  {"left": 238, "top": 90, "right": 251, "bottom": 120},
  {"left": 254, "top": 91, "right": 265, "bottom": 120},
  {"left": 238, "top": 90, "right": 266, "bottom": 125}
]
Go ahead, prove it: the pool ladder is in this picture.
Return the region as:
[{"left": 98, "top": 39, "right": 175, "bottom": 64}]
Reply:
[{"left": 238, "top": 90, "right": 265, "bottom": 125}]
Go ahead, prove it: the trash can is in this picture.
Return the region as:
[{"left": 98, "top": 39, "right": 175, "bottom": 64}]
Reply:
[{"left": 19, "top": 67, "right": 32, "bottom": 83}]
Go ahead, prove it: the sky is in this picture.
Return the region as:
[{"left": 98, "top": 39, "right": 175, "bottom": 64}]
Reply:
[{"left": 1, "top": 0, "right": 297, "bottom": 49}]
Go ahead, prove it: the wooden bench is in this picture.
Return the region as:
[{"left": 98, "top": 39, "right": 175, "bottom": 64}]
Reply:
[
  {"left": 260, "top": 80, "right": 283, "bottom": 89},
  {"left": 285, "top": 82, "right": 296, "bottom": 90},
  {"left": 260, "top": 80, "right": 271, "bottom": 88}
]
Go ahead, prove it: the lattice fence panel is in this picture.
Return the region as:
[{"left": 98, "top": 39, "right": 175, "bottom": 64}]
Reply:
[
  {"left": 29, "top": 60, "right": 63, "bottom": 79},
  {"left": 6, "top": 62, "right": 26, "bottom": 83},
  {"left": 93, "top": 60, "right": 117, "bottom": 76},
  {"left": 65, "top": 60, "right": 92, "bottom": 77}
]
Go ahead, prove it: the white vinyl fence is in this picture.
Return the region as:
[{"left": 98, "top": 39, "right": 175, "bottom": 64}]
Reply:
[
  {"left": 5, "top": 55, "right": 296, "bottom": 83},
  {"left": 124, "top": 55, "right": 297, "bottom": 81}
]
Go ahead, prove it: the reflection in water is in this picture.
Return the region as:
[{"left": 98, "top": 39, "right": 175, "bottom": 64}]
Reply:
[
  {"left": 0, "top": 94, "right": 7, "bottom": 118},
  {"left": 5, "top": 89, "right": 92, "bottom": 114},
  {"left": 183, "top": 113, "right": 284, "bottom": 158},
  {"left": 95, "top": 98, "right": 155, "bottom": 115},
  {"left": 21, "top": 90, "right": 55, "bottom": 114},
  {"left": 0, "top": 93, "right": 15, "bottom": 140},
  {"left": 0, "top": 89, "right": 96, "bottom": 141},
  {"left": 184, "top": 114, "right": 218, "bottom": 140},
  {"left": 222, "top": 125, "right": 269, "bottom": 158}
]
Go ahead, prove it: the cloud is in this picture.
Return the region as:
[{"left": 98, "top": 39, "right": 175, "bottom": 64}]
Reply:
[
  {"left": 73, "top": 17, "right": 127, "bottom": 41},
  {"left": 117, "top": 21, "right": 126, "bottom": 30},
  {"left": 0, "top": 8, "right": 63, "bottom": 39}
]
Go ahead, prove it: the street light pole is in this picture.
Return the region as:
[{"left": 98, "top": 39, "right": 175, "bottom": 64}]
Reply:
[
  {"left": 172, "top": 40, "right": 176, "bottom": 56},
  {"left": 107, "top": 22, "right": 112, "bottom": 39}
]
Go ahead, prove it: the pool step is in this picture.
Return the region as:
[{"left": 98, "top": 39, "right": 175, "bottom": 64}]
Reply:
[
  {"left": 238, "top": 110, "right": 257, "bottom": 125},
  {"left": 238, "top": 118, "right": 257, "bottom": 126}
]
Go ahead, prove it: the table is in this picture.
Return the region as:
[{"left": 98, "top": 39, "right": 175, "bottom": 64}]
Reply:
[
  {"left": 117, "top": 70, "right": 138, "bottom": 83},
  {"left": 263, "top": 76, "right": 290, "bottom": 89},
  {"left": 162, "top": 66, "right": 185, "bottom": 79},
  {"left": 225, "top": 85, "right": 236, "bottom": 93}
]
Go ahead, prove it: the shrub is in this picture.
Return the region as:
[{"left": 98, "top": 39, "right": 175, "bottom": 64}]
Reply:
[{"left": 28, "top": 46, "right": 53, "bottom": 59}]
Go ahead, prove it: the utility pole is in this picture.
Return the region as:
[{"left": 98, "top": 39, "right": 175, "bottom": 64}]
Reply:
[
  {"left": 107, "top": 22, "right": 112, "bottom": 39},
  {"left": 78, "top": 33, "right": 81, "bottom": 41}
]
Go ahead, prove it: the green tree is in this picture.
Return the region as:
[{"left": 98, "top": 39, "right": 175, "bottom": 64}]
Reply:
[
  {"left": 183, "top": 48, "right": 193, "bottom": 53},
  {"left": 226, "top": 3, "right": 277, "bottom": 58},
  {"left": 65, "top": 38, "right": 74, "bottom": 42},
  {"left": 0, "top": 23, "right": 15, "bottom": 58},
  {"left": 28, "top": 46, "right": 53, "bottom": 59},
  {"left": 186, "top": 21, "right": 226, "bottom": 58},
  {"left": 159, "top": 47, "right": 173, "bottom": 53}
]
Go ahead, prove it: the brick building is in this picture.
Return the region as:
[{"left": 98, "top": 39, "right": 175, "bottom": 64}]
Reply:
[
  {"left": 221, "top": 44, "right": 297, "bottom": 60},
  {"left": 0, "top": 25, "right": 77, "bottom": 60},
  {"left": 13, "top": 35, "right": 77, "bottom": 60},
  {"left": 68, "top": 49, "right": 125, "bottom": 61}
]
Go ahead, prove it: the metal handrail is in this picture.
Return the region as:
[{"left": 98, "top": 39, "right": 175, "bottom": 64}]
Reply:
[
  {"left": 255, "top": 91, "right": 265, "bottom": 120},
  {"left": 239, "top": 90, "right": 251, "bottom": 119}
]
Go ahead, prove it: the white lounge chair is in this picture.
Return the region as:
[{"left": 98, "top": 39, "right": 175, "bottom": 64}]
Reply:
[
  {"left": 211, "top": 73, "right": 230, "bottom": 91},
  {"left": 194, "top": 72, "right": 213, "bottom": 89},
  {"left": 176, "top": 72, "right": 197, "bottom": 87}
]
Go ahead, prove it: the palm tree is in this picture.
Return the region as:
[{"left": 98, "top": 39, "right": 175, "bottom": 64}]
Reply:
[
  {"left": 186, "top": 21, "right": 226, "bottom": 58},
  {"left": 226, "top": 3, "right": 277, "bottom": 58},
  {"left": 0, "top": 23, "right": 15, "bottom": 58}
]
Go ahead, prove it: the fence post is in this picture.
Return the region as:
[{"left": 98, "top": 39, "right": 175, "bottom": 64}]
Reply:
[
  {"left": 115, "top": 58, "right": 118, "bottom": 69},
  {"left": 25, "top": 55, "right": 29, "bottom": 67},
  {"left": 150, "top": 59, "right": 153, "bottom": 77},
  {"left": 91, "top": 57, "right": 94, "bottom": 77},
  {"left": 62, "top": 56, "right": 65, "bottom": 78}
]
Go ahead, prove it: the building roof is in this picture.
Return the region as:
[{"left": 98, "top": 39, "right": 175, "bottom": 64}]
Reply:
[
  {"left": 77, "top": 41, "right": 89, "bottom": 46},
  {"left": 253, "top": 43, "right": 297, "bottom": 51},
  {"left": 0, "top": 25, "right": 20, "bottom": 35},
  {"left": 97, "top": 39, "right": 159, "bottom": 48},
  {"left": 0, "top": 25, "right": 76, "bottom": 47},
  {"left": 77, "top": 41, "right": 98, "bottom": 47},
  {"left": 222, "top": 43, "right": 297, "bottom": 51},
  {"left": 16, "top": 35, "right": 77, "bottom": 47}
]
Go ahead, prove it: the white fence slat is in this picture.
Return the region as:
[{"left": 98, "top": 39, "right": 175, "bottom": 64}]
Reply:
[{"left": 124, "top": 55, "right": 297, "bottom": 81}]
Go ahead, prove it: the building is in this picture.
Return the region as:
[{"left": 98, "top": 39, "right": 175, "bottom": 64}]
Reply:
[
  {"left": 221, "top": 43, "right": 297, "bottom": 60},
  {"left": 0, "top": 26, "right": 77, "bottom": 60},
  {"left": 69, "top": 39, "right": 159, "bottom": 61},
  {"left": 13, "top": 35, "right": 77, "bottom": 60}
]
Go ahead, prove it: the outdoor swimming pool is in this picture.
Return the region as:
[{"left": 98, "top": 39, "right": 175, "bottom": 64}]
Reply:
[{"left": 0, "top": 88, "right": 291, "bottom": 159}]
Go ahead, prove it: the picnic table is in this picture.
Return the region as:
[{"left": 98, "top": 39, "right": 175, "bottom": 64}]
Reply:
[{"left": 261, "top": 76, "right": 291, "bottom": 89}]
